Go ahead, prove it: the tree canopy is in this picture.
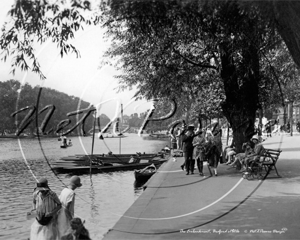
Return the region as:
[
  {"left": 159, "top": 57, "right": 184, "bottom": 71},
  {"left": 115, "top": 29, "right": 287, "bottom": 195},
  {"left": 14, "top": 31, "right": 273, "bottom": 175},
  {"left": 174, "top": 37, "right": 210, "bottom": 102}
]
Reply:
[
  {"left": 1, "top": 0, "right": 300, "bottom": 151},
  {"left": 100, "top": 0, "right": 284, "bottom": 150},
  {"left": 0, "top": 79, "right": 98, "bottom": 135}
]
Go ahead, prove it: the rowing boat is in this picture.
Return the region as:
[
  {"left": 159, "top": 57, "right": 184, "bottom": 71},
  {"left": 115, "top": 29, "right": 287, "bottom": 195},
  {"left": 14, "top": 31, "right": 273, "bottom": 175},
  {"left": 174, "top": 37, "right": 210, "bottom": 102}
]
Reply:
[
  {"left": 134, "top": 164, "right": 157, "bottom": 182},
  {"left": 51, "top": 158, "right": 168, "bottom": 174},
  {"left": 60, "top": 152, "right": 164, "bottom": 164}
]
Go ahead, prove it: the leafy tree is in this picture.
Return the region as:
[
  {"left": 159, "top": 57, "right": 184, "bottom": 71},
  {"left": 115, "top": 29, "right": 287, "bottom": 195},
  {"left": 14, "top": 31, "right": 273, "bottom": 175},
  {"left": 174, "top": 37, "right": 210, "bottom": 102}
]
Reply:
[
  {"left": 0, "top": 80, "right": 19, "bottom": 134},
  {"left": 258, "top": 41, "right": 300, "bottom": 120},
  {"left": 100, "top": 0, "right": 282, "bottom": 151},
  {"left": 269, "top": 44, "right": 300, "bottom": 104},
  {"left": 0, "top": 80, "right": 99, "bottom": 136},
  {"left": 1, "top": 0, "right": 300, "bottom": 151},
  {"left": 251, "top": 1, "right": 300, "bottom": 69}
]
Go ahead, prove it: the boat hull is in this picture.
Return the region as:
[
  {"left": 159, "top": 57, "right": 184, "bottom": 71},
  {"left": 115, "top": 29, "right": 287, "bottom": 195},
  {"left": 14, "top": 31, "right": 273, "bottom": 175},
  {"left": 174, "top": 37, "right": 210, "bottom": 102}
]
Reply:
[
  {"left": 134, "top": 170, "right": 155, "bottom": 182},
  {"left": 51, "top": 159, "right": 167, "bottom": 174},
  {"left": 60, "top": 153, "right": 165, "bottom": 164}
]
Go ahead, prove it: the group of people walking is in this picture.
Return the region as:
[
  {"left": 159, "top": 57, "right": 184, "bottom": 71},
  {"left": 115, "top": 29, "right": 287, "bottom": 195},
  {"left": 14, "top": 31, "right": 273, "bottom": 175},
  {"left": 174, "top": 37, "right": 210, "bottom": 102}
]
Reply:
[
  {"left": 177, "top": 124, "right": 222, "bottom": 176},
  {"left": 28, "top": 176, "right": 91, "bottom": 240},
  {"left": 173, "top": 121, "right": 269, "bottom": 178}
]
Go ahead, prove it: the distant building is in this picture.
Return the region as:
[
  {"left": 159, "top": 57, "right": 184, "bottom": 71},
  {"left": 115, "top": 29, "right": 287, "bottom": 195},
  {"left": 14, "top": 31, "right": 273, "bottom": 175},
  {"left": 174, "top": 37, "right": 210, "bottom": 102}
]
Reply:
[{"left": 272, "top": 101, "right": 300, "bottom": 125}]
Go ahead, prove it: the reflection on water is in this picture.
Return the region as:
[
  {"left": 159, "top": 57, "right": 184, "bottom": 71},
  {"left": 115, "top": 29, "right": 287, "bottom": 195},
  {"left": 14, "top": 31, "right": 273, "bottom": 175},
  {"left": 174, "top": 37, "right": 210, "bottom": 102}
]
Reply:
[
  {"left": 0, "top": 134, "right": 168, "bottom": 240},
  {"left": 133, "top": 179, "right": 148, "bottom": 191}
]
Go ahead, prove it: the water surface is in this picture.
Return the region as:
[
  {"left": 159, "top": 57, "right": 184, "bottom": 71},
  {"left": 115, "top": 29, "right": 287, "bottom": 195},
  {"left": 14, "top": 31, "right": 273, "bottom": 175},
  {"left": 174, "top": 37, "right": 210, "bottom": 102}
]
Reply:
[{"left": 0, "top": 134, "right": 168, "bottom": 240}]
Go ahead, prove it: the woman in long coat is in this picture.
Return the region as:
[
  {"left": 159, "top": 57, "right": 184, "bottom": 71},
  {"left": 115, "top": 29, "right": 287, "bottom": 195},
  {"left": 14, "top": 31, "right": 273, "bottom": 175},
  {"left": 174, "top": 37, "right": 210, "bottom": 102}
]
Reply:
[
  {"left": 213, "top": 129, "right": 223, "bottom": 162},
  {"left": 204, "top": 135, "right": 220, "bottom": 176},
  {"left": 192, "top": 131, "right": 206, "bottom": 176}
]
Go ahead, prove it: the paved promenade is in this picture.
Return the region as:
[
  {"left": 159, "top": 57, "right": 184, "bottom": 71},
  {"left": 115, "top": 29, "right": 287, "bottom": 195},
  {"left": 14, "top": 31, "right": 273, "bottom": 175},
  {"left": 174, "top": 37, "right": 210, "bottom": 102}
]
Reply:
[{"left": 103, "top": 133, "right": 300, "bottom": 240}]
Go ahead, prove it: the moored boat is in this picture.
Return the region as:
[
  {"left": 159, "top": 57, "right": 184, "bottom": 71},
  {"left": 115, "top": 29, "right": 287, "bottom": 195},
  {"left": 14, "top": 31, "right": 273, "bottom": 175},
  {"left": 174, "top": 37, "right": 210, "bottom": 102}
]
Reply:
[
  {"left": 142, "top": 133, "right": 169, "bottom": 140},
  {"left": 60, "top": 142, "right": 72, "bottom": 148},
  {"left": 104, "top": 135, "right": 128, "bottom": 138},
  {"left": 50, "top": 158, "right": 168, "bottom": 174},
  {"left": 134, "top": 164, "right": 157, "bottom": 182},
  {"left": 60, "top": 152, "right": 165, "bottom": 164}
]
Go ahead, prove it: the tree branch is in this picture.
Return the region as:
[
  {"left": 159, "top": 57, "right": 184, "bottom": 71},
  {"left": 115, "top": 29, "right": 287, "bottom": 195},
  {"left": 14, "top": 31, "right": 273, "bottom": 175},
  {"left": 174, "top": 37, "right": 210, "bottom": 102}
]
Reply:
[{"left": 172, "top": 47, "right": 218, "bottom": 70}]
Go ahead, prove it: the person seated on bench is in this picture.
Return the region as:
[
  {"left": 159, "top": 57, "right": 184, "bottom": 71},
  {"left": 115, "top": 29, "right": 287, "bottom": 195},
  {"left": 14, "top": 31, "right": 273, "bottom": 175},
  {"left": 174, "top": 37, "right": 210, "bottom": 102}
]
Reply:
[
  {"left": 223, "top": 141, "right": 236, "bottom": 165},
  {"left": 228, "top": 141, "right": 254, "bottom": 170},
  {"left": 241, "top": 136, "right": 265, "bottom": 172}
]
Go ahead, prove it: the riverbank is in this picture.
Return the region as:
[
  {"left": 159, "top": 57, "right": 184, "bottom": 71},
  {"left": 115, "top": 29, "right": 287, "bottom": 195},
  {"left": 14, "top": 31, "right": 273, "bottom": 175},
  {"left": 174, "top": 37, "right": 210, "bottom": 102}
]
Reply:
[{"left": 103, "top": 134, "right": 300, "bottom": 239}]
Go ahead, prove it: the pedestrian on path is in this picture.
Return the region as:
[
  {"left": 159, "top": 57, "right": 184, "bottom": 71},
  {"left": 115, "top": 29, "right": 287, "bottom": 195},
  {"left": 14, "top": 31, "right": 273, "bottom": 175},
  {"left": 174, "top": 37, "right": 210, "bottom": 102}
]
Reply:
[
  {"left": 192, "top": 130, "right": 206, "bottom": 176},
  {"left": 204, "top": 134, "right": 219, "bottom": 176},
  {"left": 29, "top": 178, "right": 62, "bottom": 240},
  {"left": 213, "top": 128, "right": 223, "bottom": 163},
  {"left": 181, "top": 124, "right": 196, "bottom": 175},
  {"left": 175, "top": 127, "right": 183, "bottom": 150},
  {"left": 57, "top": 176, "right": 82, "bottom": 239}
]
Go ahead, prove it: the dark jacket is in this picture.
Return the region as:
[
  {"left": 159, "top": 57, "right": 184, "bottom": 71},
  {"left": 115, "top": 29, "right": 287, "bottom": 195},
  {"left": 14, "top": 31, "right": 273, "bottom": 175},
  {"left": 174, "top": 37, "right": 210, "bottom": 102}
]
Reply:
[{"left": 182, "top": 131, "right": 195, "bottom": 152}]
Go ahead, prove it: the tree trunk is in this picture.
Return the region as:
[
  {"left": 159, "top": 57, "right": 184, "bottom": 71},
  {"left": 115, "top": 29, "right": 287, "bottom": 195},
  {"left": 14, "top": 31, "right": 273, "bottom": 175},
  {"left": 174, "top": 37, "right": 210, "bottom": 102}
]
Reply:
[
  {"left": 258, "top": 108, "right": 263, "bottom": 126},
  {"left": 220, "top": 42, "right": 260, "bottom": 153}
]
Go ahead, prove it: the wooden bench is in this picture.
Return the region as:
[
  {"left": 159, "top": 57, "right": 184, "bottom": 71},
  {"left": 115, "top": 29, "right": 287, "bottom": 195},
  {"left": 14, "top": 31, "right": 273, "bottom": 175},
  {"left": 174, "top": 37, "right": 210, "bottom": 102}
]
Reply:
[{"left": 260, "top": 148, "right": 282, "bottom": 178}]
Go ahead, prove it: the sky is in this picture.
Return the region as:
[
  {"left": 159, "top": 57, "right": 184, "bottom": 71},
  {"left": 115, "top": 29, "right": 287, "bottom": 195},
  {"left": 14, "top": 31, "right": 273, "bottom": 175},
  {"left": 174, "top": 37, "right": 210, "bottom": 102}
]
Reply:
[{"left": 0, "top": 1, "right": 153, "bottom": 119}]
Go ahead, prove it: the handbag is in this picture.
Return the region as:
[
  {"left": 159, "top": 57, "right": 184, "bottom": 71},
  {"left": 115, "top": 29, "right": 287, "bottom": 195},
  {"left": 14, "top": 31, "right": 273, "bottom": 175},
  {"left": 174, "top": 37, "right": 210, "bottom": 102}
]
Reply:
[{"left": 36, "top": 214, "right": 53, "bottom": 226}]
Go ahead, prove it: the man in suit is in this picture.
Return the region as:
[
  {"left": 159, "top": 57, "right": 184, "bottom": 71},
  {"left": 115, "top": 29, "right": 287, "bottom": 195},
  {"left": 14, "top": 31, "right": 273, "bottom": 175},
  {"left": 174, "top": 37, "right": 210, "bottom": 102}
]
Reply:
[{"left": 181, "top": 124, "right": 196, "bottom": 175}]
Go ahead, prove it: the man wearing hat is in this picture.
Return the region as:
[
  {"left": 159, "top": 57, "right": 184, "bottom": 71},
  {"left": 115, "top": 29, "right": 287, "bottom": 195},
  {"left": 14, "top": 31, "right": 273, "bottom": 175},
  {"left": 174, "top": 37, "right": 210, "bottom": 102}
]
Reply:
[
  {"left": 57, "top": 176, "right": 82, "bottom": 238},
  {"left": 181, "top": 124, "right": 197, "bottom": 175}
]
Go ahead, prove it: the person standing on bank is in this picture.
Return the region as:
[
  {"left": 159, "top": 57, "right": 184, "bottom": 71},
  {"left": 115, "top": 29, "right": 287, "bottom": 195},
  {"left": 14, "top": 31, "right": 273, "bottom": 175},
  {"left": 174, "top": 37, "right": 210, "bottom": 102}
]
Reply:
[
  {"left": 181, "top": 124, "right": 197, "bottom": 175},
  {"left": 57, "top": 176, "right": 82, "bottom": 238},
  {"left": 29, "top": 178, "right": 62, "bottom": 240},
  {"left": 192, "top": 130, "right": 206, "bottom": 176}
]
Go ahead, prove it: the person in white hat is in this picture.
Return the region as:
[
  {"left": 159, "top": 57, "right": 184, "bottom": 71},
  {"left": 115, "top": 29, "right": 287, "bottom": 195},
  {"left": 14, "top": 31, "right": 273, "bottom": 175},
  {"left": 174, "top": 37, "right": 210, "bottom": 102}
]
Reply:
[
  {"left": 242, "top": 136, "right": 265, "bottom": 172},
  {"left": 57, "top": 176, "right": 82, "bottom": 238}
]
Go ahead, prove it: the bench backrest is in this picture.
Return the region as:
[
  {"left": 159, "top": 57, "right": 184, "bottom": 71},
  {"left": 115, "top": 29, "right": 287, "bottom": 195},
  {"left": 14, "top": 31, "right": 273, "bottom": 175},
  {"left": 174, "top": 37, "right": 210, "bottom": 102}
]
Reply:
[{"left": 261, "top": 148, "right": 282, "bottom": 164}]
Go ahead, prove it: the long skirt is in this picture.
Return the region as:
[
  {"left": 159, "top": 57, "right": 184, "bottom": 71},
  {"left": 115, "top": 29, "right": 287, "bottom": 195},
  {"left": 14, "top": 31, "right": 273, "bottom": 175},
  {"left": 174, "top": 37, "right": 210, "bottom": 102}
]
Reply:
[
  {"left": 207, "top": 152, "right": 219, "bottom": 168},
  {"left": 30, "top": 218, "right": 58, "bottom": 240},
  {"left": 57, "top": 208, "right": 72, "bottom": 238}
]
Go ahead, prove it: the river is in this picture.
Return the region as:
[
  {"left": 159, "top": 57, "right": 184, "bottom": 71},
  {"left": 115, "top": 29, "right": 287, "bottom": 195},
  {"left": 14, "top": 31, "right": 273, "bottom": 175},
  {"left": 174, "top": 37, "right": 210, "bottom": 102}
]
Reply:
[{"left": 0, "top": 133, "right": 169, "bottom": 240}]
